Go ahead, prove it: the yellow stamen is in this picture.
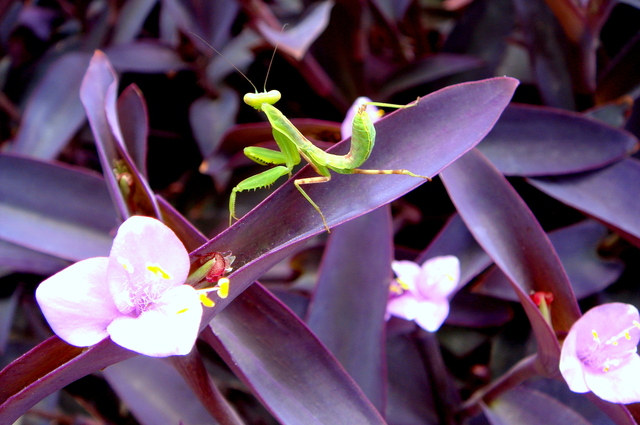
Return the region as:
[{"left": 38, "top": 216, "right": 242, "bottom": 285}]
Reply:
[
  {"left": 592, "top": 330, "right": 600, "bottom": 343},
  {"left": 147, "top": 264, "right": 171, "bottom": 279},
  {"left": 199, "top": 293, "right": 215, "bottom": 308},
  {"left": 176, "top": 308, "right": 189, "bottom": 314},
  {"left": 626, "top": 330, "right": 632, "bottom": 340},
  {"left": 397, "top": 278, "right": 410, "bottom": 291},
  {"left": 217, "top": 278, "right": 230, "bottom": 298}
]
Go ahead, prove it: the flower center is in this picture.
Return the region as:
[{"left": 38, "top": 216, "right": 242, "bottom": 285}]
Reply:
[
  {"left": 579, "top": 321, "right": 640, "bottom": 373},
  {"left": 117, "top": 257, "right": 175, "bottom": 314}
]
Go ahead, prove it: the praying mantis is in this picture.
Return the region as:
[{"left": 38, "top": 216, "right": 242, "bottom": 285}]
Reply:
[
  {"left": 229, "top": 89, "right": 430, "bottom": 232},
  {"left": 202, "top": 35, "right": 430, "bottom": 232}
]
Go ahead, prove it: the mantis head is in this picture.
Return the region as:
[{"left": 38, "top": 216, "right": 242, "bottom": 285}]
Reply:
[{"left": 244, "top": 90, "right": 282, "bottom": 110}]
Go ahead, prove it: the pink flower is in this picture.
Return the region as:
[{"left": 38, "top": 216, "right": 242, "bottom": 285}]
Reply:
[
  {"left": 387, "top": 256, "right": 460, "bottom": 332},
  {"left": 559, "top": 302, "right": 640, "bottom": 404},
  {"left": 341, "top": 97, "right": 380, "bottom": 139},
  {"left": 36, "top": 216, "right": 203, "bottom": 357}
]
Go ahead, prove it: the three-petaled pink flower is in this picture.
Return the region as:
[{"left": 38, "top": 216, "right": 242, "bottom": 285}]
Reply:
[
  {"left": 387, "top": 256, "right": 460, "bottom": 332},
  {"left": 559, "top": 302, "right": 640, "bottom": 404},
  {"left": 36, "top": 216, "right": 203, "bottom": 357}
]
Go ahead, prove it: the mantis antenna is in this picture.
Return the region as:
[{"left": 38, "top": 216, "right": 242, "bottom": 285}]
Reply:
[
  {"left": 189, "top": 27, "right": 286, "bottom": 95},
  {"left": 189, "top": 32, "right": 259, "bottom": 93}
]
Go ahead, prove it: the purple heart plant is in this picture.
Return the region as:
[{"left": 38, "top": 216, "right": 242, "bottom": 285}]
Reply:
[{"left": 1, "top": 2, "right": 640, "bottom": 425}]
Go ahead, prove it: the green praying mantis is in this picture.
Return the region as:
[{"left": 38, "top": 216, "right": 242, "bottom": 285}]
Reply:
[
  {"left": 201, "top": 34, "right": 430, "bottom": 232},
  {"left": 229, "top": 90, "right": 430, "bottom": 232}
]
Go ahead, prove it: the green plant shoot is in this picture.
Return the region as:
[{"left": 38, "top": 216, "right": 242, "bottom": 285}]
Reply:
[{"left": 229, "top": 91, "right": 430, "bottom": 232}]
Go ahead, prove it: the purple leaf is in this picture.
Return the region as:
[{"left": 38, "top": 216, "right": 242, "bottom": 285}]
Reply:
[
  {"left": 512, "top": 0, "right": 575, "bottom": 109},
  {"left": 80, "top": 50, "right": 161, "bottom": 219},
  {"left": 0, "top": 240, "right": 70, "bottom": 275},
  {"left": 104, "top": 42, "right": 187, "bottom": 73},
  {"left": 0, "top": 289, "right": 19, "bottom": 352},
  {"left": 256, "top": 1, "right": 335, "bottom": 60},
  {"left": 112, "top": 0, "right": 158, "bottom": 44},
  {"left": 596, "top": 30, "right": 640, "bottom": 103},
  {"left": 476, "top": 220, "right": 624, "bottom": 301},
  {"left": 478, "top": 104, "right": 639, "bottom": 176},
  {"left": 203, "top": 283, "right": 387, "bottom": 425},
  {"left": 385, "top": 328, "right": 439, "bottom": 424},
  {"left": 10, "top": 52, "right": 90, "bottom": 159},
  {"left": 117, "top": 84, "right": 149, "bottom": 177},
  {"left": 440, "top": 148, "right": 580, "bottom": 373},
  {"left": 380, "top": 53, "right": 484, "bottom": 98},
  {"left": 483, "top": 387, "right": 592, "bottom": 425},
  {"left": 190, "top": 89, "right": 239, "bottom": 158},
  {"left": 0, "top": 154, "right": 116, "bottom": 261},
  {"left": 306, "top": 206, "right": 392, "bottom": 412},
  {"left": 529, "top": 158, "right": 640, "bottom": 247},
  {"left": 416, "top": 213, "right": 492, "bottom": 288},
  {"left": 103, "top": 356, "right": 218, "bottom": 425},
  {"left": 0, "top": 338, "right": 134, "bottom": 422},
  {"left": 447, "top": 291, "right": 513, "bottom": 328}
]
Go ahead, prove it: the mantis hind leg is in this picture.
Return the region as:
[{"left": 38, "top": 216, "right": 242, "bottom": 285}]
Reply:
[
  {"left": 294, "top": 176, "right": 331, "bottom": 232},
  {"left": 352, "top": 168, "right": 431, "bottom": 180}
]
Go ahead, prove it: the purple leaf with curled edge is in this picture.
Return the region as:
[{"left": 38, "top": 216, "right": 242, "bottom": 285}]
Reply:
[
  {"left": 529, "top": 158, "right": 640, "bottom": 248},
  {"left": 10, "top": 52, "right": 90, "bottom": 160},
  {"left": 477, "top": 104, "right": 639, "bottom": 177},
  {"left": 0, "top": 154, "right": 116, "bottom": 261},
  {"left": 475, "top": 220, "right": 625, "bottom": 302},
  {"left": 192, "top": 77, "right": 518, "bottom": 325},
  {"left": 306, "top": 206, "right": 393, "bottom": 412},
  {"left": 256, "top": 1, "right": 334, "bottom": 60},
  {"left": 440, "top": 148, "right": 580, "bottom": 374},
  {"left": 81, "top": 50, "right": 161, "bottom": 219}
]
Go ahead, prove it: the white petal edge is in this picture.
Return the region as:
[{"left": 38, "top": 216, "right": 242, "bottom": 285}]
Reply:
[
  {"left": 108, "top": 285, "right": 202, "bottom": 357},
  {"left": 36, "top": 257, "right": 119, "bottom": 346}
]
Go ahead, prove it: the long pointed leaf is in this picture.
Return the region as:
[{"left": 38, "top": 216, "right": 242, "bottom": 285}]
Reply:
[
  {"left": 440, "top": 148, "right": 579, "bottom": 374},
  {"left": 306, "top": 206, "right": 392, "bottom": 411}
]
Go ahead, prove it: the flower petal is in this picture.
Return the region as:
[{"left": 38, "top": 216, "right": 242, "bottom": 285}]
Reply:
[
  {"left": 584, "top": 354, "right": 640, "bottom": 404},
  {"left": 35, "top": 257, "right": 119, "bottom": 346},
  {"left": 391, "top": 260, "right": 422, "bottom": 291},
  {"left": 107, "top": 285, "right": 202, "bottom": 357},
  {"left": 418, "top": 256, "right": 460, "bottom": 299},
  {"left": 387, "top": 293, "right": 421, "bottom": 320},
  {"left": 107, "top": 216, "right": 190, "bottom": 313},
  {"left": 559, "top": 325, "right": 590, "bottom": 393},
  {"left": 413, "top": 299, "right": 450, "bottom": 332}
]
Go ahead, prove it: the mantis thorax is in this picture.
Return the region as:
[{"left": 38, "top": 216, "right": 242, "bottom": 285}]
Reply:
[{"left": 244, "top": 90, "right": 281, "bottom": 110}]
